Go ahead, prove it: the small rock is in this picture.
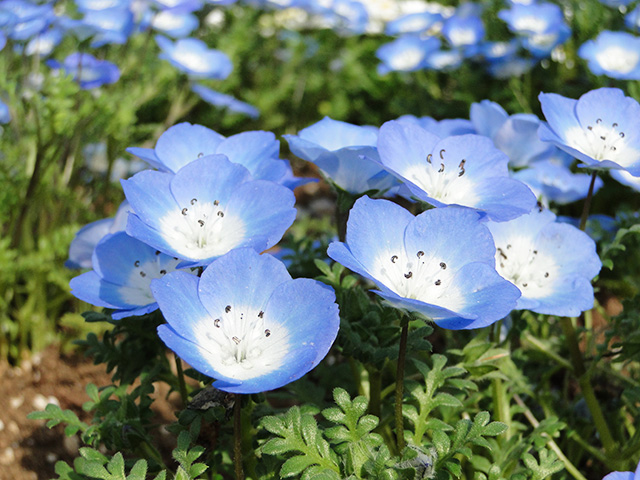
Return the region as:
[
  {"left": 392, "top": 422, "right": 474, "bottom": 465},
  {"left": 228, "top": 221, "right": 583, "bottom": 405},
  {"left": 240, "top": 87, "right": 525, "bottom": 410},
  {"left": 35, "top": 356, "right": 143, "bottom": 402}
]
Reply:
[
  {"left": 0, "top": 447, "right": 15, "bottom": 465},
  {"left": 7, "top": 422, "right": 19, "bottom": 434},
  {"left": 32, "top": 394, "right": 59, "bottom": 411},
  {"left": 46, "top": 452, "right": 58, "bottom": 463},
  {"left": 63, "top": 435, "right": 79, "bottom": 456},
  {"left": 0, "top": 419, "right": 4, "bottom": 431},
  {"left": 9, "top": 396, "right": 24, "bottom": 409}
]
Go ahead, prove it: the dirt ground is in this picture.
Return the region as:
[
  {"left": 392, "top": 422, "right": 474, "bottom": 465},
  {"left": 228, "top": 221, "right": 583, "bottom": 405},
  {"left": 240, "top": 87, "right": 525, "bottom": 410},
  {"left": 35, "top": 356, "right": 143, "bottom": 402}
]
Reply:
[{"left": 0, "top": 345, "right": 181, "bottom": 480}]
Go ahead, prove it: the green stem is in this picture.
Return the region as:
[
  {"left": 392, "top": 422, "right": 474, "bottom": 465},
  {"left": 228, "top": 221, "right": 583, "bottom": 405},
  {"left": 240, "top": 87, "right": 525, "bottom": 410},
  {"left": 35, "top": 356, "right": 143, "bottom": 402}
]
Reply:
[
  {"left": 138, "top": 440, "right": 166, "bottom": 469},
  {"left": 560, "top": 317, "right": 617, "bottom": 456},
  {"left": 234, "top": 394, "right": 245, "bottom": 480},
  {"left": 521, "top": 331, "right": 573, "bottom": 370},
  {"left": 367, "top": 366, "right": 382, "bottom": 419},
  {"left": 513, "top": 394, "right": 587, "bottom": 480},
  {"left": 395, "top": 322, "right": 409, "bottom": 452},
  {"left": 492, "top": 378, "right": 511, "bottom": 440},
  {"left": 174, "top": 353, "right": 188, "bottom": 406},
  {"left": 579, "top": 172, "right": 598, "bottom": 231}
]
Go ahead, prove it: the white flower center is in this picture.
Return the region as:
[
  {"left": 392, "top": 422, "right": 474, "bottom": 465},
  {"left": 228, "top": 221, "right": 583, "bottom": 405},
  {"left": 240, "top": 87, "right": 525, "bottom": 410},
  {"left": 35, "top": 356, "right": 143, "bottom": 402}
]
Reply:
[
  {"left": 513, "top": 15, "right": 548, "bottom": 33},
  {"left": 121, "top": 253, "right": 181, "bottom": 305},
  {"left": 448, "top": 28, "right": 476, "bottom": 46},
  {"left": 493, "top": 238, "right": 556, "bottom": 299},
  {"left": 389, "top": 47, "right": 424, "bottom": 71},
  {"left": 159, "top": 197, "right": 245, "bottom": 260},
  {"left": 564, "top": 118, "right": 632, "bottom": 164},
  {"left": 199, "top": 306, "right": 290, "bottom": 381},
  {"left": 595, "top": 46, "right": 640, "bottom": 74},
  {"left": 404, "top": 149, "right": 478, "bottom": 205},
  {"left": 173, "top": 47, "right": 210, "bottom": 73}
]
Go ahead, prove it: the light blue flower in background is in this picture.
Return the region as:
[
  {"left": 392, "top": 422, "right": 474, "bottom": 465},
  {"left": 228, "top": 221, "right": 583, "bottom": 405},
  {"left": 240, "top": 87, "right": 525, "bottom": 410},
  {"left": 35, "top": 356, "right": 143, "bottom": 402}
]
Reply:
[
  {"left": 579, "top": 31, "right": 640, "bottom": 80},
  {"left": 1, "top": 0, "right": 54, "bottom": 41},
  {"left": 156, "top": 36, "right": 232, "bottom": 79},
  {"left": 127, "top": 122, "right": 308, "bottom": 188},
  {"left": 284, "top": 116, "right": 398, "bottom": 195},
  {"left": 192, "top": 84, "right": 259, "bottom": 119},
  {"left": 424, "top": 48, "right": 463, "bottom": 71},
  {"left": 385, "top": 12, "right": 442, "bottom": 36},
  {"left": 66, "top": 201, "right": 130, "bottom": 269},
  {"left": 486, "top": 209, "right": 601, "bottom": 316},
  {"left": 513, "top": 160, "right": 604, "bottom": 205},
  {"left": 470, "top": 100, "right": 556, "bottom": 168},
  {"left": 151, "top": 8, "right": 199, "bottom": 37},
  {"left": 327, "top": 196, "right": 521, "bottom": 329},
  {"left": 154, "top": 248, "right": 340, "bottom": 393},
  {"left": 81, "top": 6, "right": 135, "bottom": 47},
  {"left": 538, "top": 88, "right": 640, "bottom": 175},
  {"left": 0, "top": 99, "right": 10, "bottom": 124},
  {"left": 376, "top": 120, "right": 537, "bottom": 221},
  {"left": 47, "top": 53, "right": 121, "bottom": 89},
  {"left": 121, "top": 155, "right": 297, "bottom": 266},
  {"left": 70, "top": 231, "right": 182, "bottom": 319},
  {"left": 441, "top": 13, "right": 484, "bottom": 50},
  {"left": 75, "top": 0, "right": 131, "bottom": 12},
  {"left": 610, "top": 169, "right": 640, "bottom": 192},
  {"left": 376, "top": 35, "right": 439, "bottom": 74}
]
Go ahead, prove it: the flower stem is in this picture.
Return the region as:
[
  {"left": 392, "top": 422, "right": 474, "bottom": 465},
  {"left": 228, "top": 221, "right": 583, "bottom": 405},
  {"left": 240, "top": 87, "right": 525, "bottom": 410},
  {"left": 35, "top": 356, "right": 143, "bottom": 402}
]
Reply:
[
  {"left": 395, "top": 321, "right": 409, "bottom": 452},
  {"left": 234, "top": 394, "right": 245, "bottom": 480},
  {"left": 367, "top": 366, "right": 382, "bottom": 419},
  {"left": 579, "top": 171, "right": 598, "bottom": 231},
  {"left": 174, "top": 353, "right": 188, "bottom": 406}
]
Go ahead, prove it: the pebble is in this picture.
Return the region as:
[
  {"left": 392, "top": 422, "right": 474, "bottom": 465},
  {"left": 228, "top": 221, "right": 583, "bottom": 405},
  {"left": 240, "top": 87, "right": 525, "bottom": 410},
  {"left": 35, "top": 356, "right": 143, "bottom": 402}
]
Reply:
[
  {"left": 7, "top": 422, "right": 18, "bottom": 434},
  {"left": 9, "top": 396, "right": 24, "bottom": 409},
  {"left": 46, "top": 452, "right": 58, "bottom": 463},
  {"left": 32, "top": 394, "right": 59, "bottom": 411},
  {"left": 0, "top": 419, "right": 4, "bottom": 432},
  {"left": 0, "top": 447, "right": 15, "bottom": 465},
  {"left": 63, "top": 435, "right": 79, "bottom": 456}
]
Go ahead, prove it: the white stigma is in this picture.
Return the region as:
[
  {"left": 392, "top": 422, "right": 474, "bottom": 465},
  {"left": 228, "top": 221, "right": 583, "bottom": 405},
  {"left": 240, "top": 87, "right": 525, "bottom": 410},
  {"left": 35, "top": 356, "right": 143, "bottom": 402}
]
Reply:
[
  {"left": 200, "top": 306, "right": 290, "bottom": 381},
  {"left": 493, "top": 239, "right": 557, "bottom": 299},
  {"left": 121, "top": 252, "right": 180, "bottom": 305},
  {"left": 405, "top": 149, "right": 478, "bottom": 205},
  {"left": 159, "top": 198, "right": 245, "bottom": 260}
]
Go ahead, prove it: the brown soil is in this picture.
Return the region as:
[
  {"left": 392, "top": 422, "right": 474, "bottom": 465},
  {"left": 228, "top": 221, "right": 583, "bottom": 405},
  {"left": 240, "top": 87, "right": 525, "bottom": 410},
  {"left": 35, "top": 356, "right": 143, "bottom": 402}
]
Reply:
[{"left": 0, "top": 345, "right": 181, "bottom": 480}]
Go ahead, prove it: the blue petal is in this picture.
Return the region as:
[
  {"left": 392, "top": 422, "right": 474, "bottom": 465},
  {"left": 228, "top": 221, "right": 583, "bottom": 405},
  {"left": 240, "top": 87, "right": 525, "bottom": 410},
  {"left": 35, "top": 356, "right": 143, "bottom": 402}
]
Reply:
[
  {"left": 602, "top": 473, "right": 634, "bottom": 480},
  {"left": 471, "top": 177, "right": 537, "bottom": 221},
  {"left": 70, "top": 271, "right": 140, "bottom": 309},
  {"left": 169, "top": 155, "right": 252, "bottom": 208},
  {"left": 469, "top": 100, "right": 508, "bottom": 138},
  {"left": 372, "top": 288, "right": 474, "bottom": 325},
  {"left": 112, "top": 303, "right": 158, "bottom": 320},
  {"left": 125, "top": 213, "right": 179, "bottom": 258},
  {"left": 126, "top": 147, "right": 166, "bottom": 171},
  {"left": 216, "top": 131, "right": 279, "bottom": 172},
  {"left": 121, "top": 170, "right": 175, "bottom": 228},
  {"left": 66, "top": 218, "right": 113, "bottom": 269},
  {"left": 155, "top": 122, "right": 225, "bottom": 173},
  {"left": 92, "top": 232, "right": 157, "bottom": 285},
  {"left": 197, "top": 249, "right": 292, "bottom": 320},
  {"left": 538, "top": 92, "right": 580, "bottom": 144},
  {"left": 223, "top": 180, "right": 297, "bottom": 250},
  {"left": 297, "top": 117, "right": 378, "bottom": 151}
]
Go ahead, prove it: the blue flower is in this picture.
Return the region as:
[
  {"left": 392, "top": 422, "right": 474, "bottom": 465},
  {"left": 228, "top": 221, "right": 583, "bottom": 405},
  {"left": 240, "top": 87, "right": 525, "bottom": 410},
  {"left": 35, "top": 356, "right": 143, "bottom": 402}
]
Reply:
[
  {"left": 24, "top": 27, "right": 63, "bottom": 56},
  {"left": 486, "top": 208, "right": 601, "bottom": 316},
  {"left": 470, "top": 100, "right": 557, "bottom": 168},
  {"left": 395, "top": 115, "right": 475, "bottom": 138},
  {"left": 66, "top": 201, "right": 130, "bottom": 269},
  {"left": 538, "top": 88, "right": 640, "bottom": 175},
  {"left": 70, "top": 232, "right": 182, "bottom": 319},
  {"left": 81, "top": 7, "right": 135, "bottom": 47},
  {"left": 376, "top": 35, "right": 439, "bottom": 74},
  {"left": 327, "top": 196, "right": 521, "bottom": 329},
  {"left": 0, "top": 99, "right": 10, "bottom": 124},
  {"left": 579, "top": 31, "right": 640, "bottom": 80},
  {"left": 441, "top": 13, "right": 485, "bottom": 50},
  {"left": 284, "top": 116, "right": 398, "bottom": 195},
  {"left": 1, "top": 0, "right": 54, "bottom": 41},
  {"left": 47, "top": 53, "right": 120, "bottom": 89},
  {"left": 153, "top": 248, "right": 340, "bottom": 393},
  {"left": 513, "top": 160, "right": 603, "bottom": 205},
  {"left": 192, "top": 84, "right": 259, "bottom": 119},
  {"left": 376, "top": 120, "right": 537, "bottom": 221},
  {"left": 385, "top": 12, "right": 442, "bottom": 35},
  {"left": 121, "top": 155, "right": 297, "bottom": 266},
  {"left": 151, "top": 8, "right": 199, "bottom": 38},
  {"left": 603, "top": 460, "right": 640, "bottom": 480},
  {"left": 156, "top": 36, "right": 232, "bottom": 79},
  {"left": 127, "top": 122, "right": 307, "bottom": 188}
]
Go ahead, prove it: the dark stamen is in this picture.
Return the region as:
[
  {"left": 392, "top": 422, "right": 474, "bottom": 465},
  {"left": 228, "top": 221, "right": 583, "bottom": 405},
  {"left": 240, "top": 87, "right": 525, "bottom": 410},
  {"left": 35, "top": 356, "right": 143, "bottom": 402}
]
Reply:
[
  {"left": 258, "top": 311, "right": 264, "bottom": 318},
  {"left": 439, "top": 149, "right": 446, "bottom": 159},
  {"left": 140, "top": 271, "right": 146, "bottom": 277},
  {"left": 440, "top": 262, "right": 446, "bottom": 269},
  {"left": 438, "top": 163, "right": 445, "bottom": 173},
  {"left": 544, "top": 272, "right": 549, "bottom": 278},
  {"left": 214, "top": 319, "right": 221, "bottom": 328},
  {"left": 265, "top": 329, "right": 271, "bottom": 337},
  {"left": 198, "top": 220, "right": 205, "bottom": 227},
  {"left": 214, "top": 200, "right": 220, "bottom": 206},
  {"left": 426, "top": 154, "right": 432, "bottom": 164},
  {"left": 391, "top": 255, "right": 398, "bottom": 263},
  {"left": 417, "top": 251, "right": 424, "bottom": 258},
  {"left": 217, "top": 211, "right": 224, "bottom": 217},
  {"left": 160, "top": 269, "right": 166, "bottom": 275},
  {"left": 232, "top": 336, "right": 241, "bottom": 344},
  {"left": 134, "top": 260, "right": 140, "bottom": 267},
  {"left": 404, "top": 272, "right": 413, "bottom": 279},
  {"left": 435, "top": 279, "right": 441, "bottom": 286},
  {"left": 181, "top": 208, "right": 188, "bottom": 215},
  {"left": 225, "top": 305, "right": 231, "bottom": 313}
]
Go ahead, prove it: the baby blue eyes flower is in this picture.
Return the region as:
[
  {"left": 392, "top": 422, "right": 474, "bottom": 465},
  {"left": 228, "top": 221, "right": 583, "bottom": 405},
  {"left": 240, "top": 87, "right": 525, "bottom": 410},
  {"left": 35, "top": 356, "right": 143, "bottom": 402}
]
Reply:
[
  {"left": 156, "top": 35, "right": 232, "bottom": 79},
  {"left": 376, "top": 120, "right": 537, "bottom": 221},
  {"left": 47, "top": 53, "right": 120, "bottom": 89},
  {"left": 327, "top": 196, "right": 521, "bottom": 330},
  {"left": 376, "top": 35, "right": 439, "bottom": 74},
  {"left": 70, "top": 232, "right": 182, "bottom": 320},
  {"left": 285, "top": 116, "right": 398, "bottom": 195},
  {"left": 127, "top": 122, "right": 306, "bottom": 188},
  {"left": 191, "top": 84, "right": 259, "bottom": 119},
  {"left": 538, "top": 88, "right": 640, "bottom": 175},
  {"left": 579, "top": 31, "right": 640, "bottom": 80},
  {"left": 602, "top": 459, "right": 640, "bottom": 480},
  {"left": 153, "top": 248, "right": 340, "bottom": 393},
  {"left": 0, "top": 99, "right": 10, "bottom": 124},
  {"left": 486, "top": 209, "right": 601, "bottom": 317},
  {"left": 121, "top": 155, "right": 297, "bottom": 266}
]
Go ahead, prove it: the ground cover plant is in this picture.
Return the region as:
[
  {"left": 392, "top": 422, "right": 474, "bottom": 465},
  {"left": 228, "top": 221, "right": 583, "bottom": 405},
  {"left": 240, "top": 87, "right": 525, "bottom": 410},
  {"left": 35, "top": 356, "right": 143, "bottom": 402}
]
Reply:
[{"left": 2, "top": 0, "right": 640, "bottom": 478}]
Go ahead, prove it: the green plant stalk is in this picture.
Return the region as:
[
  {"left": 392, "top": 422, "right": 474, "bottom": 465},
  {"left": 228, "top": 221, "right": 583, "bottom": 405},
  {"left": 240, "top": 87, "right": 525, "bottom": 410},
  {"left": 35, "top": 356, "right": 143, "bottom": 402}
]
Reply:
[
  {"left": 560, "top": 317, "right": 617, "bottom": 457},
  {"left": 578, "top": 172, "right": 598, "bottom": 231},
  {"left": 492, "top": 378, "right": 511, "bottom": 440},
  {"left": 394, "top": 322, "right": 409, "bottom": 452},
  {"left": 513, "top": 394, "right": 587, "bottom": 480},
  {"left": 521, "top": 331, "right": 573, "bottom": 370},
  {"left": 234, "top": 394, "right": 245, "bottom": 480},
  {"left": 174, "top": 353, "right": 188, "bottom": 406},
  {"left": 138, "top": 439, "right": 167, "bottom": 469},
  {"left": 367, "top": 365, "right": 382, "bottom": 419}
]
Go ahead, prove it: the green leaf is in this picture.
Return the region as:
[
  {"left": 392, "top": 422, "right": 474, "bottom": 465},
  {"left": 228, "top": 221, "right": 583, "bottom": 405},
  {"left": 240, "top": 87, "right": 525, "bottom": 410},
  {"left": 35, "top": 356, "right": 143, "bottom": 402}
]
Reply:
[
  {"left": 281, "top": 455, "right": 316, "bottom": 477},
  {"left": 482, "top": 422, "right": 508, "bottom": 437},
  {"left": 127, "top": 460, "right": 147, "bottom": 479},
  {"left": 432, "top": 429, "right": 451, "bottom": 456}
]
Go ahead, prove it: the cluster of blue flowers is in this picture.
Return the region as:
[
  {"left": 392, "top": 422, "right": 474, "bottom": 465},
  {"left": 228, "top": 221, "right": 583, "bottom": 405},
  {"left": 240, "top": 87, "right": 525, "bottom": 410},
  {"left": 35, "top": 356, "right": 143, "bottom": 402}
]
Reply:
[{"left": 66, "top": 86, "right": 640, "bottom": 396}]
